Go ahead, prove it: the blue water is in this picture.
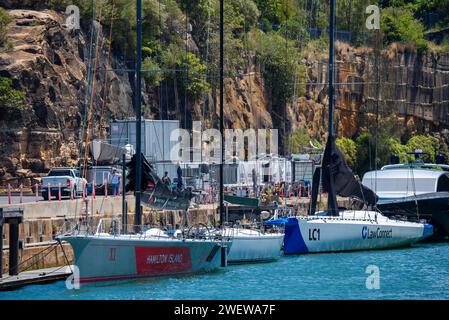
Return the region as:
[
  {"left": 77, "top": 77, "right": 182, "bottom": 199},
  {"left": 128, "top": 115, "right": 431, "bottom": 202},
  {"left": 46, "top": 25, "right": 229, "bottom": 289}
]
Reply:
[{"left": 1, "top": 242, "right": 448, "bottom": 300}]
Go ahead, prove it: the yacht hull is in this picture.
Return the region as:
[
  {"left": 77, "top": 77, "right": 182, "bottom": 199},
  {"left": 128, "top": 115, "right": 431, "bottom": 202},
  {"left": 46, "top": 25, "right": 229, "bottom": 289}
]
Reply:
[
  {"left": 60, "top": 235, "right": 225, "bottom": 283},
  {"left": 377, "top": 192, "right": 449, "bottom": 240},
  {"left": 282, "top": 211, "right": 433, "bottom": 254},
  {"left": 222, "top": 229, "right": 283, "bottom": 264}
]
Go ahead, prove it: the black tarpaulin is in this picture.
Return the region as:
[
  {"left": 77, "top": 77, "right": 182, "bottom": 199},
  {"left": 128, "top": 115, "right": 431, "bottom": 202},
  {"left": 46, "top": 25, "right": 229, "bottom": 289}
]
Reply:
[{"left": 321, "top": 138, "right": 378, "bottom": 207}]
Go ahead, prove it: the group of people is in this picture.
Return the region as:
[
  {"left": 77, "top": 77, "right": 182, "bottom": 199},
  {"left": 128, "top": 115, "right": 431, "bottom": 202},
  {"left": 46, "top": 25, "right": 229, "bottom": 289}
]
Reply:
[
  {"left": 105, "top": 164, "right": 186, "bottom": 196},
  {"left": 161, "top": 165, "right": 184, "bottom": 190}
]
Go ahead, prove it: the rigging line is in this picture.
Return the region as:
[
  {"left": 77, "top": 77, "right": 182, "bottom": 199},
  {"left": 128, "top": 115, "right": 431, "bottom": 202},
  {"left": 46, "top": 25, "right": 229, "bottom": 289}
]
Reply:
[
  {"left": 204, "top": 9, "right": 211, "bottom": 126},
  {"left": 82, "top": 1, "right": 105, "bottom": 178},
  {"left": 78, "top": 0, "right": 97, "bottom": 178},
  {"left": 410, "top": 164, "right": 420, "bottom": 219},
  {"left": 97, "top": 68, "right": 186, "bottom": 72},
  {"left": 184, "top": 5, "right": 188, "bottom": 129},
  {"left": 99, "top": 0, "right": 116, "bottom": 137},
  {"left": 0, "top": 242, "right": 60, "bottom": 281},
  {"left": 75, "top": 0, "right": 97, "bottom": 221},
  {"left": 159, "top": 0, "right": 166, "bottom": 174},
  {"left": 157, "top": 0, "right": 162, "bottom": 119}
]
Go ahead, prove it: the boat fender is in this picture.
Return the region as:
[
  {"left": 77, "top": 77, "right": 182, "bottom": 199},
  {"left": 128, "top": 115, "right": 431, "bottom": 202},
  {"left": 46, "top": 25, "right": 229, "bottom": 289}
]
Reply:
[{"left": 260, "top": 211, "right": 271, "bottom": 220}]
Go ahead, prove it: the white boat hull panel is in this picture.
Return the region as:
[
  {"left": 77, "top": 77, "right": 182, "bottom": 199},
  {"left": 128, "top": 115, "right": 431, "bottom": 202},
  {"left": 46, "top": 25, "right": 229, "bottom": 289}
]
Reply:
[
  {"left": 221, "top": 228, "right": 283, "bottom": 263},
  {"left": 282, "top": 210, "right": 433, "bottom": 254}
]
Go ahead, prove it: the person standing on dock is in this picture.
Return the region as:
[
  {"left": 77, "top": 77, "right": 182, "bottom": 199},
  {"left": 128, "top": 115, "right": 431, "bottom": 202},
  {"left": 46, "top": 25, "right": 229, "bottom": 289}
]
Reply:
[
  {"left": 110, "top": 168, "right": 121, "bottom": 196},
  {"left": 162, "top": 171, "right": 171, "bottom": 186},
  {"left": 176, "top": 164, "right": 184, "bottom": 191}
]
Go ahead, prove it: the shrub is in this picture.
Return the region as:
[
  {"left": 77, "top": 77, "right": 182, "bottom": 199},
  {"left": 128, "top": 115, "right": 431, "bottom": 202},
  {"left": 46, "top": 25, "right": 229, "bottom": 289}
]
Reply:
[
  {"left": 381, "top": 7, "right": 428, "bottom": 51},
  {"left": 142, "top": 56, "right": 163, "bottom": 89},
  {"left": 385, "top": 137, "right": 412, "bottom": 163},
  {"left": 0, "top": 77, "right": 26, "bottom": 112},
  {"left": 288, "top": 129, "right": 309, "bottom": 154},
  {"left": 0, "top": 7, "right": 12, "bottom": 46},
  {"left": 336, "top": 137, "right": 357, "bottom": 168},
  {"left": 253, "top": 32, "right": 306, "bottom": 108},
  {"left": 406, "top": 135, "right": 439, "bottom": 163}
]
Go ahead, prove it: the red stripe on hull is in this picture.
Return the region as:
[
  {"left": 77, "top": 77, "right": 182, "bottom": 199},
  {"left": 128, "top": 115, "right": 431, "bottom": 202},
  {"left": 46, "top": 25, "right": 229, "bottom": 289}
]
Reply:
[
  {"left": 135, "top": 246, "right": 193, "bottom": 274},
  {"left": 80, "top": 271, "right": 197, "bottom": 283}
]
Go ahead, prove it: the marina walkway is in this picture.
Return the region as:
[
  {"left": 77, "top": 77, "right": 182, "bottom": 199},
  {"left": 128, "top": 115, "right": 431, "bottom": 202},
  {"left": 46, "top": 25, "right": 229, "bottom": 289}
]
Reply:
[{"left": 0, "top": 266, "right": 72, "bottom": 291}]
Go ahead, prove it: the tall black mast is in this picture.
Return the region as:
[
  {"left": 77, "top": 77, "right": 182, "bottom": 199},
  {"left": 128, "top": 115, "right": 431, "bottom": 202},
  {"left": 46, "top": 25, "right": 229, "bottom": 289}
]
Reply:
[
  {"left": 219, "top": 0, "right": 224, "bottom": 226},
  {"left": 134, "top": 0, "right": 143, "bottom": 228},
  {"left": 327, "top": 0, "right": 338, "bottom": 215}
]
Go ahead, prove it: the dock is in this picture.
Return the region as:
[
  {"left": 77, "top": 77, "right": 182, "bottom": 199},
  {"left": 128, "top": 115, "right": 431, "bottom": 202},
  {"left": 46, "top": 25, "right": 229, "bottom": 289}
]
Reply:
[{"left": 0, "top": 266, "right": 72, "bottom": 291}]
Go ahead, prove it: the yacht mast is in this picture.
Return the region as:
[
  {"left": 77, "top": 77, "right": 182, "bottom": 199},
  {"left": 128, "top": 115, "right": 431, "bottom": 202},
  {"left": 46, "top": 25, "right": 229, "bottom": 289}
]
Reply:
[
  {"left": 134, "top": 0, "right": 143, "bottom": 228},
  {"left": 327, "top": 0, "right": 338, "bottom": 215},
  {"left": 219, "top": 0, "right": 224, "bottom": 226}
]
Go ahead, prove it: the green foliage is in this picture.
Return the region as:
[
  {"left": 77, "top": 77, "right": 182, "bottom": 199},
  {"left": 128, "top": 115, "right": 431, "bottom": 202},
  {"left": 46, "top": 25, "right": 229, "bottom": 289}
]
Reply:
[
  {"left": 406, "top": 135, "right": 439, "bottom": 162},
  {"left": 142, "top": 56, "right": 163, "bottom": 88},
  {"left": 0, "top": 77, "right": 26, "bottom": 113},
  {"left": 353, "top": 131, "right": 442, "bottom": 175},
  {"left": 254, "top": 0, "right": 297, "bottom": 26},
  {"left": 336, "top": 0, "right": 372, "bottom": 45},
  {"left": 381, "top": 7, "right": 428, "bottom": 51},
  {"left": 336, "top": 137, "right": 357, "bottom": 168},
  {"left": 355, "top": 132, "right": 374, "bottom": 175},
  {"left": 252, "top": 32, "right": 306, "bottom": 108},
  {"left": 181, "top": 52, "right": 209, "bottom": 99},
  {"left": 0, "top": 7, "right": 12, "bottom": 46},
  {"left": 279, "top": 11, "right": 309, "bottom": 43},
  {"left": 288, "top": 129, "right": 310, "bottom": 154},
  {"left": 385, "top": 137, "right": 412, "bottom": 163}
]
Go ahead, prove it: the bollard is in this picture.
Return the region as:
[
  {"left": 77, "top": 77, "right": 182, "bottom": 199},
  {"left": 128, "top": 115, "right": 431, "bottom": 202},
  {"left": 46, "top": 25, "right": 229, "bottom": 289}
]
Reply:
[
  {"left": 9, "top": 220, "right": 19, "bottom": 276},
  {"left": 58, "top": 183, "right": 62, "bottom": 202},
  {"left": 48, "top": 183, "right": 51, "bottom": 202},
  {"left": 0, "top": 210, "right": 3, "bottom": 278},
  {"left": 7, "top": 184, "right": 11, "bottom": 205},
  {"left": 82, "top": 181, "right": 86, "bottom": 201},
  {"left": 221, "top": 243, "right": 228, "bottom": 267},
  {"left": 19, "top": 184, "right": 23, "bottom": 204},
  {"left": 70, "top": 181, "right": 74, "bottom": 201}
]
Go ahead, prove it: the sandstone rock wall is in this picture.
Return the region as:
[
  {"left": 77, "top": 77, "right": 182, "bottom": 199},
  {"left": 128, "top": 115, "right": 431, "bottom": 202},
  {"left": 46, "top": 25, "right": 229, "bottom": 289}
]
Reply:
[
  {"left": 292, "top": 41, "right": 449, "bottom": 141},
  {"left": 0, "top": 10, "right": 133, "bottom": 185}
]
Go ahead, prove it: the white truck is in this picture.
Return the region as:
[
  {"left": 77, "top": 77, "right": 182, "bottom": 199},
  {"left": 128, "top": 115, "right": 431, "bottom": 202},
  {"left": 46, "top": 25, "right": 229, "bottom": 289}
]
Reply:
[{"left": 41, "top": 168, "right": 87, "bottom": 200}]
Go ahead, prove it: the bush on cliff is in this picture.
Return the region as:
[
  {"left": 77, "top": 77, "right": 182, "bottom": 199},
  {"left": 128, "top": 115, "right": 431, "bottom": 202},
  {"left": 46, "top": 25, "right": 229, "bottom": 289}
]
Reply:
[
  {"left": 0, "top": 77, "right": 26, "bottom": 114},
  {"left": 381, "top": 7, "right": 428, "bottom": 52},
  {"left": 0, "top": 7, "right": 12, "bottom": 46},
  {"left": 336, "top": 137, "right": 357, "bottom": 168},
  {"left": 288, "top": 129, "right": 310, "bottom": 154}
]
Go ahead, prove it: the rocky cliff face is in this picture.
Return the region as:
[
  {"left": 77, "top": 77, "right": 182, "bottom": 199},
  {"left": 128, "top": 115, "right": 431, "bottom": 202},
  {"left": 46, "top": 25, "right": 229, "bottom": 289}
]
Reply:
[
  {"left": 291, "top": 41, "right": 449, "bottom": 142},
  {"left": 0, "top": 9, "right": 133, "bottom": 185}
]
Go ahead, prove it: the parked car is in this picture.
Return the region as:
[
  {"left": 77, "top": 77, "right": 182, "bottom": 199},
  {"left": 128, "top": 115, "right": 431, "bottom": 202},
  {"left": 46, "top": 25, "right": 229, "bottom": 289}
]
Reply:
[{"left": 41, "top": 168, "right": 87, "bottom": 200}]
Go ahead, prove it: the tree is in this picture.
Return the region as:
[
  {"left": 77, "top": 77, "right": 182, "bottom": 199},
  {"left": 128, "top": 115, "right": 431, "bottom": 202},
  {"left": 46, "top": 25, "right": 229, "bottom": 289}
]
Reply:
[
  {"left": 142, "top": 57, "right": 163, "bottom": 89},
  {"left": 385, "top": 137, "right": 411, "bottom": 163},
  {"left": 336, "top": 137, "right": 357, "bottom": 168},
  {"left": 0, "top": 7, "right": 12, "bottom": 46},
  {"left": 381, "top": 7, "right": 427, "bottom": 52},
  {"left": 0, "top": 77, "right": 26, "bottom": 118},
  {"left": 177, "top": 52, "right": 209, "bottom": 99},
  {"left": 252, "top": 32, "right": 306, "bottom": 108},
  {"left": 406, "top": 135, "right": 439, "bottom": 163},
  {"left": 288, "top": 129, "right": 309, "bottom": 153}
]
